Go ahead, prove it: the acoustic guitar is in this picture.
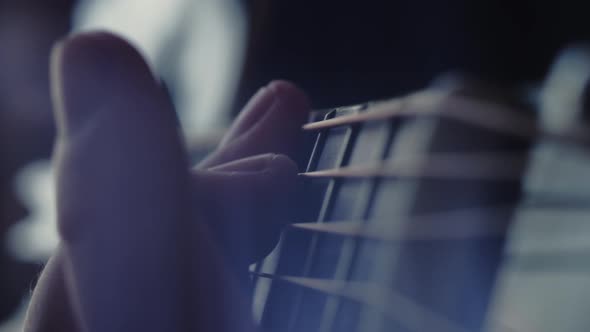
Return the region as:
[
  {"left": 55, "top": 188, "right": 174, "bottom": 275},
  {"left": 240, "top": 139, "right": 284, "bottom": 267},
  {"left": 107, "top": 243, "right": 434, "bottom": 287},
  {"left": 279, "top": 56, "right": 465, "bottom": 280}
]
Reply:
[{"left": 249, "top": 46, "right": 590, "bottom": 332}]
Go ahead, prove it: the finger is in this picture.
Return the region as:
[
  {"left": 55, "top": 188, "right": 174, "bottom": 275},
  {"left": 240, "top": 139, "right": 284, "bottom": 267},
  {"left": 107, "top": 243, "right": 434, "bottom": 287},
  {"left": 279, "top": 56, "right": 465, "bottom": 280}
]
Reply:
[
  {"left": 199, "top": 80, "right": 309, "bottom": 168},
  {"left": 218, "top": 85, "right": 277, "bottom": 146},
  {"left": 25, "top": 247, "right": 79, "bottom": 332},
  {"left": 52, "top": 31, "right": 189, "bottom": 331},
  {"left": 208, "top": 152, "right": 280, "bottom": 172},
  {"left": 193, "top": 154, "right": 299, "bottom": 265},
  {"left": 50, "top": 31, "right": 251, "bottom": 332}
]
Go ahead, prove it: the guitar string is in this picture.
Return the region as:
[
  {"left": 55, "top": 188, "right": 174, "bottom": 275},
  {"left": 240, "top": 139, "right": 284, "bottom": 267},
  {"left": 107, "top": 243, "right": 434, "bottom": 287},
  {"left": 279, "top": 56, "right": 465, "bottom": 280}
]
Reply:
[
  {"left": 302, "top": 90, "right": 537, "bottom": 139},
  {"left": 302, "top": 90, "right": 590, "bottom": 146},
  {"left": 279, "top": 226, "right": 590, "bottom": 270},
  {"left": 252, "top": 272, "right": 470, "bottom": 332},
  {"left": 257, "top": 94, "right": 589, "bottom": 331},
  {"left": 288, "top": 205, "right": 514, "bottom": 240},
  {"left": 251, "top": 49, "right": 590, "bottom": 330},
  {"left": 252, "top": 244, "right": 590, "bottom": 278},
  {"left": 297, "top": 152, "right": 529, "bottom": 180},
  {"left": 290, "top": 150, "right": 584, "bottom": 330},
  {"left": 256, "top": 101, "right": 580, "bottom": 330},
  {"left": 289, "top": 203, "right": 590, "bottom": 239}
]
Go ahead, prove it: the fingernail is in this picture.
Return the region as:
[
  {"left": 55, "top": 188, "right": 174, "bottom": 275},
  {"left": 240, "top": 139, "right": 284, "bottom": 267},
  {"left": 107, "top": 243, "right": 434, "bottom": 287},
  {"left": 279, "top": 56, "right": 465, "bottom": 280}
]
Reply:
[{"left": 51, "top": 31, "right": 158, "bottom": 134}]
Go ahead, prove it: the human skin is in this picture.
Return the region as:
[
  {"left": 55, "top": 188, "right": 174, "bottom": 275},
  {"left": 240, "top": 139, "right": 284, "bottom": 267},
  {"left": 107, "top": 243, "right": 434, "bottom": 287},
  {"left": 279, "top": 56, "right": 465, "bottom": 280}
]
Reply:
[{"left": 24, "top": 32, "right": 309, "bottom": 332}]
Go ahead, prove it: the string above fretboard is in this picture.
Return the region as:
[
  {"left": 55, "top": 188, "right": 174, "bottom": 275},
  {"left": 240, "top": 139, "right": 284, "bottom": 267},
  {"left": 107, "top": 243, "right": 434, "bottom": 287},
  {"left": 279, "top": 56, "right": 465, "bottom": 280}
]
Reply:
[
  {"left": 251, "top": 45, "right": 590, "bottom": 332},
  {"left": 302, "top": 90, "right": 537, "bottom": 140},
  {"left": 298, "top": 152, "right": 528, "bottom": 180},
  {"left": 251, "top": 271, "right": 471, "bottom": 332}
]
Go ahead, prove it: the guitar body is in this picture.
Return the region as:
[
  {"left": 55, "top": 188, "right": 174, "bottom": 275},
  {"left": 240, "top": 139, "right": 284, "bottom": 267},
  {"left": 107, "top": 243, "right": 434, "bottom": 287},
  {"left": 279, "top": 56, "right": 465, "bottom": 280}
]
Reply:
[{"left": 250, "top": 47, "right": 590, "bottom": 332}]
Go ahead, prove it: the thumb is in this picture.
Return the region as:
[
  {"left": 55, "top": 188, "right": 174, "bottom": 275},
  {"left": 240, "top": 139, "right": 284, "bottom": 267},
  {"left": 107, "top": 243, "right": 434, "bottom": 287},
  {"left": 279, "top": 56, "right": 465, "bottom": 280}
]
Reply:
[
  {"left": 50, "top": 32, "right": 250, "bottom": 331},
  {"left": 52, "top": 31, "right": 190, "bottom": 331},
  {"left": 193, "top": 153, "right": 299, "bottom": 264}
]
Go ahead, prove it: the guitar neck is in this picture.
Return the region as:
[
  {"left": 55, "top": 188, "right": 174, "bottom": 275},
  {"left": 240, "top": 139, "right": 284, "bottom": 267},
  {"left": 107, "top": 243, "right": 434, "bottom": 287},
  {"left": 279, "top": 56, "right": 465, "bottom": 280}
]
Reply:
[{"left": 250, "top": 46, "right": 590, "bottom": 332}]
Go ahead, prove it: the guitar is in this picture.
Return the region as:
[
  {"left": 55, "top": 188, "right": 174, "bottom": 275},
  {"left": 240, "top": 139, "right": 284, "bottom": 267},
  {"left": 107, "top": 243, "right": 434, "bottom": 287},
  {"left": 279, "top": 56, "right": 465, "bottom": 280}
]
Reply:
[{"left": 249, "top": 45, "right": 590, "bottom": 332}]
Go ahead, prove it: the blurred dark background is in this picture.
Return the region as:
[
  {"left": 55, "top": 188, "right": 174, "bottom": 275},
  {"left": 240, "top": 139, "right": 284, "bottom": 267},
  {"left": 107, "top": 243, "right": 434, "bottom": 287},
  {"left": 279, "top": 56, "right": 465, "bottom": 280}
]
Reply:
[
  {"left": 238, "top": 0, "right": 590, "bottom": 108},
  {"left": 1, "top": 0, "right": 589, "bottom": 329}
]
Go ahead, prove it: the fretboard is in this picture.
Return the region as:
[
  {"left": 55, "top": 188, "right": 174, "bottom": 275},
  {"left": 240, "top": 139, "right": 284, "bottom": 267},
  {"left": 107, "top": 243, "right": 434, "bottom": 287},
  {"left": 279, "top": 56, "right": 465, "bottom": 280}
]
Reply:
[{"left": 250, "top": 46, "right": 590, "bottom": 332}]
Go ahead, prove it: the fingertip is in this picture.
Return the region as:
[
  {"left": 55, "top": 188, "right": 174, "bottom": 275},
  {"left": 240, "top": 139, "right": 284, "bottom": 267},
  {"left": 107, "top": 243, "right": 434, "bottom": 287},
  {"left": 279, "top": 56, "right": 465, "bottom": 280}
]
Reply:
[
  {"left": 51, "top": 31, "right": 159, "bottom": 132},
  {"left": 51, "top": 31, "right": 188, "bottom": 244},
  {"left": 267, "top": 80, "right": 310, "bottom": 113},
  {"left": 266, "top": 153, "right": 299, "bottom": 177},
  {"left": 54, "top": 31, "right": 152, "bottom": 76},
  {"left": 267, "top": 80, "right": 303, "bottom": 96},
  {"left": 200, "top": 79, "right": 311, "bottom": 168},
  {"left": 217, "top": 80, "right": 309, "bottom": 150}
]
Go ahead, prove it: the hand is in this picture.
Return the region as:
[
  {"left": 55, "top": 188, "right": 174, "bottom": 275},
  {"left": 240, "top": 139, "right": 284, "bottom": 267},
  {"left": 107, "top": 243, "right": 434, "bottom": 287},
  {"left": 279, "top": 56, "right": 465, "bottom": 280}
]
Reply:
[{"left": 24, "top": 32, "right": 309, "bottom": 331}]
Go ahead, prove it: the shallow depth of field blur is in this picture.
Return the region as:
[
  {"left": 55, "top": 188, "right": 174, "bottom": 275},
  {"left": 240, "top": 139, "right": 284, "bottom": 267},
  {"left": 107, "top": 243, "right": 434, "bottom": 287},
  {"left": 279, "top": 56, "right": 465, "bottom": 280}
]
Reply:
[{"left": 1, "top": 1, "right": 590, "bottom": 330}]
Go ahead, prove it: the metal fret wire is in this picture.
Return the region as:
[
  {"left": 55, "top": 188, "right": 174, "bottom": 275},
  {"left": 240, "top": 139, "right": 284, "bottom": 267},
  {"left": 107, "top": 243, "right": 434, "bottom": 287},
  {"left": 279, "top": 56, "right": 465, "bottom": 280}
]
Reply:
[
  {"left": 260, "top": 124, "right": 584, "bottom": 332},
  {"left": 280, "top": 117, "right": 528, "bottom": 332},
  {"left": 256, "top": 111, "right": 329, "bottom": 326},
  {"left": 262, "top": 97, "right": 580, "bottom": 330},
  {"left": 356, "top": 119, "right": 440, "bottom": 332},
  {"left": 271, "top": 128, "right": 581, "bottom": 330},
  {"left": 251, "top": 54, "right": 590, "bottom": 330},
  {"left": 262, "top": 61, "right": 590, "bottom": 330},
  {"left": 285, "top": 109, "right": 357, "bottom": 332},
  {"left": 318, "top": 120, "right": 398, "bottom": 332}
]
